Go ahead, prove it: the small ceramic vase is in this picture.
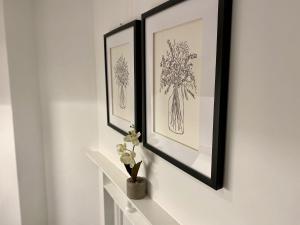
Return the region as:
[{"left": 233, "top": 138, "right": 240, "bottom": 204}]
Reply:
[{"left": 126, "top": 177, "right": 147, "bottom": 200}]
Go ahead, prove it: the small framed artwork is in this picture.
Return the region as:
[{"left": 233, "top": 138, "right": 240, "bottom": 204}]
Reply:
[
  {"left": 142, "top": 0, "right": 232, "bottom": 189},
  {"left": 104, "top": 20, "right": 142, "bottom": 136}
]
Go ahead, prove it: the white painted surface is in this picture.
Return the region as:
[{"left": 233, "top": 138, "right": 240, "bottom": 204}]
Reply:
[
  {"left": 86, "top": 149, "right": 179, "bottom": 225},
  {"left": 1, "top": 0, "right": 100, "bottom": 224},
  {"left": 94, "top": 0, "right": 300, "bottom": 225},
  {"left": 35, "top": 0, "right": 100, "bottom": 224},
  {"left": 2, "top": 0, "right": 48, "bottom": 224},
  {"left": 0, "top": 0, "right": 22, "bottom": 224},
  {"left": 105, "top": 183, "right": 150, "bottom": 225}
]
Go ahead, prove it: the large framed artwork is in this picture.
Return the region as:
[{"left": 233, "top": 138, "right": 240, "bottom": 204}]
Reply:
[
  {"left": 142, "top": 0, "right": 232, "bottom": 189},
  {"left": 104, "top": 20, "right": 142, "bottom": 136}
]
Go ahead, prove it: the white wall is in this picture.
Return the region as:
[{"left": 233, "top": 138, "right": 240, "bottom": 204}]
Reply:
[
  {"left": 94, "top": 0, "right": 300, "bottom": 225},
  {"left": 0, "top": 0, "right": 22, "bottom": 224},
  {"left": 3, "top": 0, "right": 48, "bottom": 224},
  {"left": 35, "top": 0, "right": 100, "bottom": 225},
  {"left": 1, "top": 0, "right": 100, "bottom": 224}
]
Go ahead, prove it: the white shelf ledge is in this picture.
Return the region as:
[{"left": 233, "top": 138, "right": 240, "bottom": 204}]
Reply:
[
  {"left": 104, "top": 182, "right": 150, "bottom": 225},
  {"left": 86, "top": 149, "right": 180, "bottom": 225}
]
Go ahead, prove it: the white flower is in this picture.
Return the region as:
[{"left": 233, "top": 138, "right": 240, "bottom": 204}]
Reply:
[
  {"left": 117, "top": 143, "right": 127, "bottom": 155},
  {"left": 130, "top": 151, "right": 136, "bottom": 158},
  {"left": 117, "top": 127, "right": 142, "bottom": 170},
  {"left": 120, "top": 152, "right": 136, "bottom": 168},
  {"left": 124, "top": 130, "right": 141, "bottom": 146},
  {"left": 117, "top": 143, "right": 137, "bottom": 168}
]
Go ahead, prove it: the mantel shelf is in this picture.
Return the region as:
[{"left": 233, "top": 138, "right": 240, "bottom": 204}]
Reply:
[{"left": 86, "top": 148, "right": 180, "bottom": 225}]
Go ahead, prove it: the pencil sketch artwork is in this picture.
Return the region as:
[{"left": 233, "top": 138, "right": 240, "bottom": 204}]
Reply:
[
  {"left": 160, "top": 39, "right": 198, "bottom": 134},
  {"left": 114, "top": 55, "right": 129, "bottom": 109}
]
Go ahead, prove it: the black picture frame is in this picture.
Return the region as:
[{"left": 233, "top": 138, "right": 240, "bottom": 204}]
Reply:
[
  {"left": 104, "top": 20, "right": 142, "bottom": 136},
  {"left": 142, "top": 0, "right": 232, "bottom": 189}
]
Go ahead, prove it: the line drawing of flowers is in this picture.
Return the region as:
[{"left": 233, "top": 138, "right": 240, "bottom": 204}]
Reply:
[
  {"left": 114, "top": 55, "right": 129, "bottom": 109},
  {"left": 160, "top": 39, "right": 198, "bottom": 134}
]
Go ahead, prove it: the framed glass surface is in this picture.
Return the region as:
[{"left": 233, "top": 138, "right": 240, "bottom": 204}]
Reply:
[
  {"left": 142, "top": 0, "right": 232, "bottom": 189},
  {"left": 104, "top": 20, "right": 142, "bottom": 135}
]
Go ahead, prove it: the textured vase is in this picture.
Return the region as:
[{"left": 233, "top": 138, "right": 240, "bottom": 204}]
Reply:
[
  {"left": 168, "top": 88, "right": 184, "bottom": 134},
  {"left": 126, "top": 177, "right": 147, "bottom": 200},
  {"left": 118, "top": 85, "right": 126, "bottom": 109}
]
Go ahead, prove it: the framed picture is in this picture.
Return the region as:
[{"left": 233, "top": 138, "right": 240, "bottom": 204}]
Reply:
[
  {"left": 142, "top": 0, "right": 232, "bottom": 189},
  {"left": 104, "top": 20, "right": 142, "bottom": 136}
]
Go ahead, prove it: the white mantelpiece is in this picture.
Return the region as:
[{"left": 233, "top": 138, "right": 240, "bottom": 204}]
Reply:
[{"left": 86, "top": 149, "right": 179, "bottom": 225}]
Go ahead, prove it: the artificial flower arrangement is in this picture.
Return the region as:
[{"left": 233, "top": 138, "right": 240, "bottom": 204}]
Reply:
[
  {"left": 117, "top": 126, "right": 142, "bottom": 182},
  {"left": 116, "top": 126, "right": 146, "bottom": 199}
]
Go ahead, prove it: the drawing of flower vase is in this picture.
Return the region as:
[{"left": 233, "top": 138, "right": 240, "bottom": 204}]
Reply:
[
  {"left": 114, "top": 55, "right": 129, "bottom": 109},
  {"left": 160, "top": 40, "right": 198, "bottom": 135}
]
